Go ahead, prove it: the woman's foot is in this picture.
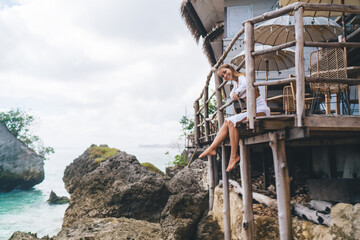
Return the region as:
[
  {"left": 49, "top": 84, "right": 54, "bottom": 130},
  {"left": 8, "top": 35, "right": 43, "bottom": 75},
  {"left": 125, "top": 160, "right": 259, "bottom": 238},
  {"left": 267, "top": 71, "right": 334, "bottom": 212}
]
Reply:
[
  {"left": 199, "top": 147, "right": 216, "bottom": 158},
  {"left": 226, "top": 155, "right": 240, "bottom": 172}
]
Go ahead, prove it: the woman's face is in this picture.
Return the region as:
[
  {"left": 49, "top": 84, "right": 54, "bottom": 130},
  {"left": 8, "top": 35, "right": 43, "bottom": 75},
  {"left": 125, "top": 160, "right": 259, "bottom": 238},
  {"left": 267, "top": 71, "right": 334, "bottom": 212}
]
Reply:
[{"left": 218, "top": 67, "right": 233, "bottom": 81}]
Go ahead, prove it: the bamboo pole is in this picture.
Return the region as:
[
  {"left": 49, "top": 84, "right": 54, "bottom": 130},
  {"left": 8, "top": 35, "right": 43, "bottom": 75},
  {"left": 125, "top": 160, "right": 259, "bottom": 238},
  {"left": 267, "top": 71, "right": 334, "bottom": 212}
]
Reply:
[
  {"left": 295, "top": 6, "right": 305, "bottom": 127},
  {"left": 305, "top": 77, "right": 360, "bottom": 85},
  {"left": 239, "top": 139, "right": 255, "bottom": 240},
  {"left": 221, "top": 145, "right": 231, "bottom": 240},
  {"left": 208, "top": 155, "right": 215, "bottom": 210},
  {"left": 245, "top": 21, "right": 256, "bottom": 129},
  {"left": 325, "top": 94, "right": 331, "bottom": 114},
  {"left": 269, "top": 132, "right": 292, "bottom": 240},
  {"left": 304, "top": 3, "right": 360, "bottom": 15}
]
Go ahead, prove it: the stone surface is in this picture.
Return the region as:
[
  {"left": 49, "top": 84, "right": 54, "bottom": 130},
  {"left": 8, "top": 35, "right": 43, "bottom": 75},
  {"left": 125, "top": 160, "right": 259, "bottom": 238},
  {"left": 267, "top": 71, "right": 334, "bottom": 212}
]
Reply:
[
  {"left": 62, "top": 146, "right": 170, "bottom": 227},
  {"left": 160, "top": 159, "right": 210, "bottom": 240},
  {"left": 47, "top": 191, "right": 69, "bottom": 204},
  {"left": 54, "top": 217, "right": 162, "bottom": 240},
  {"left": 0, "top": 124, "right": 44, "bottom": 192},
  {"left": 8, "top": 231, "right": 50, "bottom": 240}
]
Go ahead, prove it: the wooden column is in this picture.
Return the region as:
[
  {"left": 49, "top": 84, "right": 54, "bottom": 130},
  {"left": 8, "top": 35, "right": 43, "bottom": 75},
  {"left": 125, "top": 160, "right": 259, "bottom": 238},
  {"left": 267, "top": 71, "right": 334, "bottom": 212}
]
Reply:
[
  {"left": 214, "top": 73, "right": 225, "bottom": 126},
  {"left": 269, "top": 132, "right": 292, "bottom": 240},
  {"left": 244, "top": 21, "right": 256, "bottom": 129},
  {"left": 204, "top": 86, "right": 210, "bottom": 142},
  {"left": 208, "top": 155, "right": 215, "bottom": 210},
  {"left": 325, "top": 94, "right": 331, "bottom": 114},
  {"left": 239, "top": 139, "right": 255, "bottom": 240},
  {"left": 295, "top": 7, "right": 305, "bottom": 127},
  {"left": 214, "top": 68, "right": 230, "bottom": 239},
  {"left": 194, "top": 101, "right": 200, "bottom": 146},
  {"left": 221, "top": 145, "right": 231, "bottom": 240},
  {"left": 335, "top": 94, "right": 340, "bottom": 115}
]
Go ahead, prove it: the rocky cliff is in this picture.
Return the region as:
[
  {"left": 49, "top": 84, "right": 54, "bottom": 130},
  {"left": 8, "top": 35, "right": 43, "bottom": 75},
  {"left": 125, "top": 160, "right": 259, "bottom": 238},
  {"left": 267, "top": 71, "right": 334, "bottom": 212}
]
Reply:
[
  {"left": 9, "top": 145, "right": 221, "bottom": 240},
  {"left": 0, "top": 124, "right": 44, "bottom": 192}
]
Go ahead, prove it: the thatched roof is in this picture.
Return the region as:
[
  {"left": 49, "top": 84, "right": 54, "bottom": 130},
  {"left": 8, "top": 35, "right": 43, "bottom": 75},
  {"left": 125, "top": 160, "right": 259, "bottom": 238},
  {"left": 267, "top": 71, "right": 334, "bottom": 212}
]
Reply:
[
  {"left": 203, "top": 22, "right": 224, "bottom": 65},
  {"left": 180, "top": 0, "right": 224, "bottom": 43}
]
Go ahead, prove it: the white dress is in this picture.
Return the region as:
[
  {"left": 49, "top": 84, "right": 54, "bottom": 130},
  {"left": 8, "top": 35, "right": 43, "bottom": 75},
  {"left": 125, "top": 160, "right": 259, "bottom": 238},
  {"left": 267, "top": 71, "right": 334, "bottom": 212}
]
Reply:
[{"left": 226, "top": 75, "right": 270, "bottom": 127}]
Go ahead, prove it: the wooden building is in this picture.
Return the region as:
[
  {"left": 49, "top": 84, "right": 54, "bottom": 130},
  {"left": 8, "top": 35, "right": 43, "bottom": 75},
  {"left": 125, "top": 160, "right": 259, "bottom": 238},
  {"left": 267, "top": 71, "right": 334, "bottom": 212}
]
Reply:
[{"left": 181, "top": 1, "right": 360, "bottom": 239}]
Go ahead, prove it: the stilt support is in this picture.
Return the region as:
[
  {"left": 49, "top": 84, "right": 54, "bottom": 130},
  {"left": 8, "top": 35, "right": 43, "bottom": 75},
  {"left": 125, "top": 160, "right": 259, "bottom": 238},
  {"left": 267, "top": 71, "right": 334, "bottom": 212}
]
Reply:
[
  {"left": 239, "top": 139, "right": 255, "bottom": 240},
  {"left": 269, "top": 132, "right": 292, "bottom": 240},
  {"left": 221, "top": 145, "right": 231, "bottom": 240},
  {"left": 208, "top": 154, "right": 215, "bottom": 210}
]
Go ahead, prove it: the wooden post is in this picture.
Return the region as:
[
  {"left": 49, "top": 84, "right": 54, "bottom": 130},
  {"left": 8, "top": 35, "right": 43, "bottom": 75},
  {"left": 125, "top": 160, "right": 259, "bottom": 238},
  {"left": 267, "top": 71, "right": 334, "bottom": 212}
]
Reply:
[
  {"left": 335, "top": 94, "right": 340, "bottom": 115},
  {"left": 325, "top": 94, "right": 331, "bottom": 115},
  {"left": 295, "top": 6, "right": 305, "bottom": 127},
  {"left": 245, "top": 21, "right": 256, "bottom": 129},
  {"left": 208, "top": 155, "right": 215, "bottom": 210},
  {"left": 239, "top": 139, "right": 255, "bottom": 240},
  {"left": 204, "top": 86, "right": 210, "bottom": 142},
  {"left": 194, "top": 101, "right": 200, "bottom": 146},
  {"left": 221, "top": 145, "right": 231, "bottom": 240},
  {"left": 269, "top": 132, "right": 292, "bottom": 240},
  {"left": 214, "top": 73, "right": 225, "bottom": 127}
]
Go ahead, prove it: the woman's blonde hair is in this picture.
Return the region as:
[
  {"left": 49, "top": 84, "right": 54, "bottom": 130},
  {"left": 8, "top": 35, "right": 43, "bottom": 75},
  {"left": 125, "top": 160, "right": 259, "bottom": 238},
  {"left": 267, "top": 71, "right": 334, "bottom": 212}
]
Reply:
[{"left": 218, "top": 64, "right": 245, "bottom": 78}]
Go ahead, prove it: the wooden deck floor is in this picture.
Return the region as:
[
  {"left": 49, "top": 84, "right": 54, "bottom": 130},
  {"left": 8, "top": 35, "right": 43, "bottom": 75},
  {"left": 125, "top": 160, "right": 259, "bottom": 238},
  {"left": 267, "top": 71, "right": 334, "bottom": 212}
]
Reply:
[{"left": 198, "top": 114, "right": 360, "bottom": 147}]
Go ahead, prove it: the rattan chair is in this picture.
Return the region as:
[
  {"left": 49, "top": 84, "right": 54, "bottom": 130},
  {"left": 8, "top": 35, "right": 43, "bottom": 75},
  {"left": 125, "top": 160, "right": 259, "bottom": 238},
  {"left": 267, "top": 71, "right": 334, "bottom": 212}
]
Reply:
[{"left": 309, "top": 48, "right": 350, "bottom": 114}]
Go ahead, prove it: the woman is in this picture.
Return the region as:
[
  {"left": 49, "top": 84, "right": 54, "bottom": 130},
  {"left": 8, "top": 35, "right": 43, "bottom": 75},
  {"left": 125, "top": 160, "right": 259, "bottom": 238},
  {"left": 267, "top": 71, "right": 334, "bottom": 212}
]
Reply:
[{"left": 199, "top": 64, "right": 270, "bottom": 172}]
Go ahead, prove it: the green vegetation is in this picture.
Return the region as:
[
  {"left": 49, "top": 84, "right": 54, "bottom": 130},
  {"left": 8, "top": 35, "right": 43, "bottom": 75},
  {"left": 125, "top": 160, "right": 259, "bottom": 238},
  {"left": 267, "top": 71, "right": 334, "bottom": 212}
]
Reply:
[
  {"left": 141, "top": 162, "right": 164, "bottom": 175},
  {"left": 89, "top": 145, "right": 119, "bottom": 163},
  {"left": 0, "top": 108, "right": 54, "bottom": 160},
  {"left": 165, "top": 151, "right": 187, "bottom": 168}
]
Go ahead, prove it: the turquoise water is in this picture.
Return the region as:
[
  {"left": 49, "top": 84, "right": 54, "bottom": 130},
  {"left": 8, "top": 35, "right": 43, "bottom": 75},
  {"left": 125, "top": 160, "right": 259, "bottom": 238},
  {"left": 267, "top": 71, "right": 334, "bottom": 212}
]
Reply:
[{"left": 0, "top": 147, "right": 176, "bottom": 240}]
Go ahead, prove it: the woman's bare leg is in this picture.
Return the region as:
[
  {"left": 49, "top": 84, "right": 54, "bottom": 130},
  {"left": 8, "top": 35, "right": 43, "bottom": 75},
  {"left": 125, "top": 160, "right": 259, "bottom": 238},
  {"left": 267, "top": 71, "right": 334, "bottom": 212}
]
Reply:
[
  {"left": 199, "top": 121, "right": 230, "bottom": 158},
  {"left": 226, "top": 112, "right": 267, "bottom": 172},
  {"left": 226, "top": 119, "right": 243, "bottom": 172}
]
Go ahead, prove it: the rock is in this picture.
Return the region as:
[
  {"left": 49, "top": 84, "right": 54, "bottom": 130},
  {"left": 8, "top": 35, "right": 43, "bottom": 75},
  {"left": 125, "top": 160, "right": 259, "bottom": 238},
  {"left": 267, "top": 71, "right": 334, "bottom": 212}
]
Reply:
[
  {"left": 62, "top": 145, "right": 170, "bottom": 227},
  {"left": 8, "top": 231, "right": 50, "bottom": 240},
  {"left": 165, "top": 165, "right": 183, "bottom": 179},
  {"left": 54, "top": 217, "right": 162, "bottom": 240},
  {"left": 47, "top": 191, "right": 69, "bottom": 204},
  {"left": 160, "top": 159, "right": 209, "bottom": 240},
  {"left": 141, "top": 162, "right": 165, "bottom": 176},
  {"left": 195, "top": 214, "right": 223, "bottom": 240},
  {"left": 0, "top": 124, "right": 44, "bottom": 192}
]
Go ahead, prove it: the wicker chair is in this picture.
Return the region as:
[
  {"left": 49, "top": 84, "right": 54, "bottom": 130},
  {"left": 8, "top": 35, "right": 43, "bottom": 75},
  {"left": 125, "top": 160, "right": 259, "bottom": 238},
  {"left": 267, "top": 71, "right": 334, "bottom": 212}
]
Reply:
[{"left": 309, "top": 48, "right": 350, "bottom": 114}]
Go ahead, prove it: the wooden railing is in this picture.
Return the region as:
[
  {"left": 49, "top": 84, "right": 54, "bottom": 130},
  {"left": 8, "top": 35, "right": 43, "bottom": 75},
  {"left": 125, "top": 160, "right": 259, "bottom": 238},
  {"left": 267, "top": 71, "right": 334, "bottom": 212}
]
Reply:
[{"left": 191, "top": 2, "right": 360, "bottom": 240}]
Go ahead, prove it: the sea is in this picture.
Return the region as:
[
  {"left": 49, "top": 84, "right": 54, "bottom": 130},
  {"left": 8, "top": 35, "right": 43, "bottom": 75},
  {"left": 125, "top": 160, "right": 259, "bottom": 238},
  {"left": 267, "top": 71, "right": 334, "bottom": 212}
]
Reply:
[{"left": 0, "top": 146, "right": 177, "bottom": 240}]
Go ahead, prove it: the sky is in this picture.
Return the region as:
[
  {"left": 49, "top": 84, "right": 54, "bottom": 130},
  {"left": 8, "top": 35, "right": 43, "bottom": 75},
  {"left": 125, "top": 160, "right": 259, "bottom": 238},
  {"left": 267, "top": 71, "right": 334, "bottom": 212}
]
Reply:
[{"left": 0, "top": 0, "right": 211, "bottom": 157}]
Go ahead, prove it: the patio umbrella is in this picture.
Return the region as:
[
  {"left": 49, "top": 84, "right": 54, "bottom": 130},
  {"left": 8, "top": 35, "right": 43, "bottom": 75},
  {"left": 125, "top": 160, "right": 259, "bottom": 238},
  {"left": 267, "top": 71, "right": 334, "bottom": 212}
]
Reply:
[
  {"left": 231, "top": 45, "right": 296, "bottom": 101},
  {"left": 254, "top": 15, "right": 342, "bottom": 46}
]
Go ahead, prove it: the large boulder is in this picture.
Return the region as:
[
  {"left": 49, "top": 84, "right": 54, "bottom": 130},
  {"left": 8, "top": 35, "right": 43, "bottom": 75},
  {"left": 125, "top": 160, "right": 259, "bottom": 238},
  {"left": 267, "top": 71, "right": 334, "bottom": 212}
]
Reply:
[
  {"left": 62, "top": 145, "right": 171, "bottom": 227},
  {"left": 0, "top": 124, "right": 44, "bottom": 192},
  {"left": 160, "top": 159, "right": 211, "bottom": 240}
]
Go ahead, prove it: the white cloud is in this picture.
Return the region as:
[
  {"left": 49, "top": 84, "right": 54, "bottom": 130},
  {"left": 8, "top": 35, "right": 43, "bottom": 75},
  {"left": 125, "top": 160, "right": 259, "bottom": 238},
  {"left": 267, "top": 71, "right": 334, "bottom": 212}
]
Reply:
[{"left": 0, "top": 0, "right": 211, "bottom": 158}]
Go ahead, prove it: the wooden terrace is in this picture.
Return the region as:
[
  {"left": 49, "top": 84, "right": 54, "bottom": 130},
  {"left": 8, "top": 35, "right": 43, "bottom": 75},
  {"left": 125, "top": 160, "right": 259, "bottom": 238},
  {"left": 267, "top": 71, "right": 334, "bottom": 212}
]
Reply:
[{"left": 191, "top": 2, "right": 360, "bottom": 240}]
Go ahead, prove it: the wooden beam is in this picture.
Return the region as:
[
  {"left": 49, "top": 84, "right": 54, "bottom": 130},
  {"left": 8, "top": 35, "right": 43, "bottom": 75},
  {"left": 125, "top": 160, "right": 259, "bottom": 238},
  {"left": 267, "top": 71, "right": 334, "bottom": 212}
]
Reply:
[
  {"left": 269, "top": 133, "right": 292, "bottom": 240},
  {"left": 306, "top": 77, "right": 360, "bottom": 85},
  {"left": 239, "top": 139, "right": 255, "bottom": 240},
  {"left": 304, "top": 41, "right": 360, "bottom": 48},
  {"left": 253, "top": 77, "right": 296, "bottom": 87},
  {"left": 304, "top": 115, "right": 360, "bottom": 130},
  {"left": 245, "top": 21, "right": 256, "bottom": 129},
  {"left": 244, "top": 127, "right": 309, "bottom": 145},
  {"left": 295, "top": 7, "right": 305, "bottom": 127},
  {"left": 304, "top": 3, "right": 360, "bottom": 15},
  {"left": 252, "top": 41, "right": 296, "bottom": 57}
]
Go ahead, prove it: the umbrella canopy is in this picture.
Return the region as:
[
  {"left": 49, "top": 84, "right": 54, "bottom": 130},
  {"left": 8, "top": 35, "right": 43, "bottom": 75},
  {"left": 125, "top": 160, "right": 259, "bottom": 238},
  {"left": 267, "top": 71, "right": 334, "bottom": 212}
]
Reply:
[
  {"left": 231, "top": 45, "right": 295, "bottom": 72},
  {"left": 279, "top": 0, "right": 360, "bottom": 18},
  {"left": 254, "top": 15, "right": 342, "bottom": 46}
]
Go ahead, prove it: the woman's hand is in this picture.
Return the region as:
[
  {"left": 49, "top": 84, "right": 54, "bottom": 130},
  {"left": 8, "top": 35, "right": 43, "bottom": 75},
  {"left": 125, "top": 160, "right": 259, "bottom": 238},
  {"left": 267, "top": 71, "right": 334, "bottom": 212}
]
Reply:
[{"left": 233, "top": 92, "right": 240, "bottom": 100}]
